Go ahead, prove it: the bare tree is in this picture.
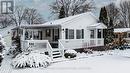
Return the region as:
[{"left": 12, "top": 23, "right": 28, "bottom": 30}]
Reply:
[
  {"left": 24, "top": 8, "right": 45, "bottom": 25},
  {"left": 9, "top": 5, "right": 26, "bottom": 26},
  {"left": 106, "top": 3, "right": 119, "bottom": 27},
  {"left": 50, "top": 0, "right": 95, "bottom": 18},
  {"left": 119, "top": 1, "right": 130, "bottom": 28}
]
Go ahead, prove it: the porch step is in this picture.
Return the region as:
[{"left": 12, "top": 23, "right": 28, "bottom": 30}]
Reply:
[
  {"left": 52, "top": 51, "right": 60, "bottom": 55},
  {"left": 52, "top": 48, "right": 62, "bottom": 59},
  {"left": 52, "top": 48, "right": 60, "bottom": 52},
  {"left": 53, "top": 54, "right": 62, "bottom": 58}
]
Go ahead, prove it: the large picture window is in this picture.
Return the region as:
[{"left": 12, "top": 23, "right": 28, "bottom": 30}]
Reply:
[{"left": 25, "top": 30, "right": 42, "bottom": 40}]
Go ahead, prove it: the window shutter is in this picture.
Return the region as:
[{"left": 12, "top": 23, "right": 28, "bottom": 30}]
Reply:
[
  {"left": 65, "top": 29, "right": 68, "bottom": 39},
  {"left": 82, "top": 29, "right": 84, "bottom": 39}
]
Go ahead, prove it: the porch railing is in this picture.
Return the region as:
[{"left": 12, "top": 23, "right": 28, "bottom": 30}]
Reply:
[
  {"left": 21, "top": 40, "right": 53, "bottom": 59},
  {"left": 59, "top": 39, "right": 104, "bottom": 49},
  {"left": 58, "top": 40, "right": 65, "bottom": 57},
  {"left": 90, "top": 39, "right": 104, "bottom": 46}
]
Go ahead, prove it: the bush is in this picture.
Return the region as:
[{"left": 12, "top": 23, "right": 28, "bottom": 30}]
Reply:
[
  {"left": 64, "top": 50, "right": 77, "bottom": 58},
  {"left": 11, "top": 50, "right": 52, "bottom": 68}
]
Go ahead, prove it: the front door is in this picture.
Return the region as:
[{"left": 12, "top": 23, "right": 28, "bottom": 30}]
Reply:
[{"left": 51, "top": 28, "right": 60, "bottom": 48}]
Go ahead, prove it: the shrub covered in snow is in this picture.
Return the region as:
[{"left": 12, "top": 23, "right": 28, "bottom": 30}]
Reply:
[
  {"left": 11, "top": 50, "right": 52, "bottom": 68},
  {"left": 64, "top": 50, "right": 77, "bottom": 58}
]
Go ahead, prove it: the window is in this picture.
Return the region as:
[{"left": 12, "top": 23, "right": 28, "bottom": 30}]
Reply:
[
  {"left": 76, "top": 29, "right": 84, "bottom": 39},
  {"left": 33, "top": 31, "right": 39, "bottom": 40},
  {"left": 25, "top": 30, "right": 32, "bottom": 40},
  {"left": 46, "top": 29, "right": 51, "bottom": 37},
  {"left": 128, "top": 33, "right": 130, "bottom": 38},
  {"left": 1, "top": 1, "right": 14, "bottom": 14},
  {"left": 25, "top": 30, "right": 42, "bottom": 40},
  {"left": 69, "top": 29, "right": 74, "bottom": 39},
  {"left": 97, "top": 29, "right": 102, "bottom": 38},
  {"left": 65, "top": 29, "right": 74, "bottom": 39},
  {"left": 90, "top": 30, "right": 95, "bottom": 38}
]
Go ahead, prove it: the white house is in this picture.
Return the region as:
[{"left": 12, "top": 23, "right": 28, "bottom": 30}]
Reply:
[{"left": 11, "top": 12, "right": 107, "bottom": 59}]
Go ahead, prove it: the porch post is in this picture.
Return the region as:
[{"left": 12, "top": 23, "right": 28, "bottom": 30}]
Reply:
[
  {"left": 95, "top": 29, "right": 98, "bottom": 46},
  {"left": 23, "top": 29, "right": 25, "bottom": 40},
  {"left": 101, "top": 29, "right": 104, "bottom": 46},
  {"left": 101, "top": 29, "right": 103, "bottom": 38}
]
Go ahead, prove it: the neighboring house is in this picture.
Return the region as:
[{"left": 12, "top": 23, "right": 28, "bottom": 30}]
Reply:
[
  {"left": 11, "top": 12, "right": 107, "bottom": 59},
  {"left": 114, "top": 28, "right": 130, "bottom": 43}
]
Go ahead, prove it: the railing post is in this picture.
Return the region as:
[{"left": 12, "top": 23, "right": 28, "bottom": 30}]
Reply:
[
  {"left": 58, "top": 40, "right": 65, "bottom": 58},
  {"left": 95, "top": 29, "right": 98, "bottom": 46}
]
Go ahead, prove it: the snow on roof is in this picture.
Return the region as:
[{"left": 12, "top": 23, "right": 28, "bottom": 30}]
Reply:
[
  {"left": 114, "top": 28, "right": 130, "bottom": 33},
  {"left": 42, "top": 12, "right": 97, "bottom": 26},
  {"left": 12, "top": 12, "right": 98, "bottom": 29},
  {"left": 87, "top": 23, "right": 107, "bottom": 29}
]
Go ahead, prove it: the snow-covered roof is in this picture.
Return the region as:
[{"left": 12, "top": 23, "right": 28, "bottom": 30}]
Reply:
[
  {"left": 42, "top": 12, "right": 98, "bottom": 26},
  {"left": 12, "top": 12, "right": 98, "bottom": 29},
  {"left": 114, "top": 28, "right": 130, "bottom": 33},
  {"left": 87, "top": 23, "right": 107, "bottom": 29}
]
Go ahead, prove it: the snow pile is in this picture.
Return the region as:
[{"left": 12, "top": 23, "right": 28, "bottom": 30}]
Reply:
[
  {"left": 0, "top": 34, "right": 6, "bottom": 56},
  {"left": 64, "top": 50, "right": 77, "bottom": 58},
  {"left": 110, "top": 49, "right": 130, "bottom": 57},
  {"left": 11, "top": 50, "right": 52, "bottom": 68},
  {"left": 65, "top": 50, "right": 77, "bottom": 54}
]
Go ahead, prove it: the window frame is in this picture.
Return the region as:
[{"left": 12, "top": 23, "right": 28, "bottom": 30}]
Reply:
[
  {"left": 90, "top": 30, "right": 95, "bottom": 38},
  {"left": 68, "top": 29, "right": 74, "bottom": 39},
  {"left": 76, "top": 29, "right": 84, "bottom": 39},
  {"left": 1, "top": 1, "right": 14, "bottom": 14},
  {"left": 65, "top": 29, "right": 74, "bottom": 39}
]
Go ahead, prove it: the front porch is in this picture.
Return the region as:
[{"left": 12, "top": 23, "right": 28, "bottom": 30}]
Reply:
[{"left": 11, "top": 24, "right": 105, "bottom": 59}]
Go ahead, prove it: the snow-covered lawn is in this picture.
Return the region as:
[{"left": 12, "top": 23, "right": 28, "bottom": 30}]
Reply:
[{"left": 1, "top": 49, "right": 130, "bottom": 73}]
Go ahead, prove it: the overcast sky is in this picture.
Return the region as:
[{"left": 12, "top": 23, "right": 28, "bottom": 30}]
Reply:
[{"left": 15, "top": 0, "right": 117, "bottom": 21}]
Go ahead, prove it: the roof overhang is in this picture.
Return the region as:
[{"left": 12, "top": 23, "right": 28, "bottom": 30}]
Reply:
[
  {"left": 114, "top": 28, "right": 130, "bottom": 33},
  {"left": 87, "top": 23, "right": 107, "bottom": 29},
  {"left": 12, "top": 24, "right": 61, "bottom": 30}
]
